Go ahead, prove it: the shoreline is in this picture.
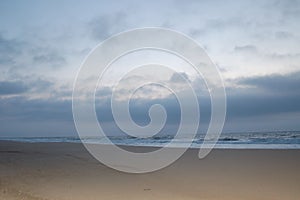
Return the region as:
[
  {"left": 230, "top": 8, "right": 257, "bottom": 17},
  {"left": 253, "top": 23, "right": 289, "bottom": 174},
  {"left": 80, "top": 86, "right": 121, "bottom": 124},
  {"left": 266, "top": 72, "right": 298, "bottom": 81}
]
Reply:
[{"left": 1, "top": 139, "right": 299, "bottom": 150}]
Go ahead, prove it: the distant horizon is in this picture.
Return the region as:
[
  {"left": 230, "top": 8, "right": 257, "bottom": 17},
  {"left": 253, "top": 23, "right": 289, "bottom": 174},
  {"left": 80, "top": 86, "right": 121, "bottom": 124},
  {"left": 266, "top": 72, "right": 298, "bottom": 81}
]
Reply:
[{"left": 1, "top": 129, "right": 300, "bottom": 138}]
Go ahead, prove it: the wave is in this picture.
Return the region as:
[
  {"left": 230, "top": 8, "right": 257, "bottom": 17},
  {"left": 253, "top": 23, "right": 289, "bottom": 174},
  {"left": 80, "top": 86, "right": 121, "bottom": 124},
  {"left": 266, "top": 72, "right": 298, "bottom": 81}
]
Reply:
[
  {"left": 219, "top": 137, "right": 239, "bottom": 142},
  {"left": 1, "top": 131, "right": 300, "bottom": 149}
]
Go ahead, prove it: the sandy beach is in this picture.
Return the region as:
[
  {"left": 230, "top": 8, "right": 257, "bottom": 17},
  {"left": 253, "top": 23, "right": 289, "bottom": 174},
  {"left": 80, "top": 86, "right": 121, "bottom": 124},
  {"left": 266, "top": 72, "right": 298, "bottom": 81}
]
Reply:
[{"left": 0, "top": 141, "right": 299, "bottom": 200}]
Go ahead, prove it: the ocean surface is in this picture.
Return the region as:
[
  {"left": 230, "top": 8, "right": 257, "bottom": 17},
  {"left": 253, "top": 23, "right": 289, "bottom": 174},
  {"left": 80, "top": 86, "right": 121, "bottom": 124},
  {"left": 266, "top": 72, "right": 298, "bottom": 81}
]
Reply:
[{"left": 1, "top": 131, "right": 300, "bottom": 149}]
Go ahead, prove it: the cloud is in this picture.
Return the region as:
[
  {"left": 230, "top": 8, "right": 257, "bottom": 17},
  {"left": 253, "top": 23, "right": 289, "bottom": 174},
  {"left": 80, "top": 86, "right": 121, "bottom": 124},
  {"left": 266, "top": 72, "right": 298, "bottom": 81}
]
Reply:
[
  {"left": 0, "top": 81, "right": 28, "bottom": 95},
  {"left": 169, "top": 72, "right": 190, "bottom": 83},
  {"left": 0, "top": 96, "right": 75, "bottom": 137},
  {"left": 1, "top": 70, "right": 300, "bottom": 136},
  {"left": 271, "top": 0, "right": 300, "bottom": 19},
  {"left": 0, "top": 34, "right": 24, "bottom": 64},
  {"left": 0, "top": 96, "right": 72, "bottom": 121},
  {"left": 235, "top": 71, "right": 300, "bottom": 94},
  {"left": 274, "top": 31, "right": 294, "bottom": 39},
  {"left": 224, "top": 71, "right": 300, "bottom": 120},
  {"left": 33, "top": 51, "right": 66, "bottom": 68},
  {"left": 0, "top": 78, "right": 53, "bottom": 96},
  {"left": 88, "top": 12, "right": 128, "bottom": 40},
  {"left": 1, "top": 0, "right": 300, "bottom": 135},
  {"left": 0, "top": 32, "right": 68, "bottom": 77},
  {"left": 226, "top": 93, "right": 300, "bottom": 119},
  {"left": 234, "top": 45, "right": 257, "bottom": 53},
  {"left": 268, "top": 53, "right": 300, "bottom": 60}
]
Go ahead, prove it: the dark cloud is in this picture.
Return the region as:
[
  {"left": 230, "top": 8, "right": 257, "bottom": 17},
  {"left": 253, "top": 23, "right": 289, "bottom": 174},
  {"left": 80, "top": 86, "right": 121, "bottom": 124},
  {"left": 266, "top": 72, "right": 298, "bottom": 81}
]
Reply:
[
  {"left": 109, "top": 76, "right": 300, "bottom": 133},
  {"left": 0, "top": 96, "right": 75, "bottom": 137},
  {"left": 0, "top": 81, "right": 28, "bottom": 95},
  {"left": 0, "top": 78, "right": 53, "bottom": 96},
  {"left": 2, "top": 69, "right": 300, "bottom": 136},
  {"left": 0, "top": 96, "right": 72, "bottom": 122},
  {"left": 226, "top": 93, "right": 300, "bottom": 119},
  {"left": 236, "top": 71, "right": 300, "bottom": 94},
  {"left": 225, "top": 71, "right": 300, "bottom": 121},
  {"left": 96, "top": 93, "right": 211, "bottom": 135},
  {"left": 147, "top": 71, "right": 300, "bottom": 121}
]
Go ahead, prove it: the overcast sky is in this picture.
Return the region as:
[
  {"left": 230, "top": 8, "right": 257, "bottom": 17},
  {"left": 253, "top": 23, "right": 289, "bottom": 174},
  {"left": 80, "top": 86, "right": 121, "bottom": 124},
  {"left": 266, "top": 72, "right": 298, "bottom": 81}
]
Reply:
[{"left": 0, "top": 0, "right": 300, "bottom": 137}]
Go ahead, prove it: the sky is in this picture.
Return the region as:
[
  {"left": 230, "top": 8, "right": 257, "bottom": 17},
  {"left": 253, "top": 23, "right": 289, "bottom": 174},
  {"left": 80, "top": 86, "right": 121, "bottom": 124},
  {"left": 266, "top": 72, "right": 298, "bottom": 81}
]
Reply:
[{"left": 0, "top": 0, "right": 300, "bottom": 137}]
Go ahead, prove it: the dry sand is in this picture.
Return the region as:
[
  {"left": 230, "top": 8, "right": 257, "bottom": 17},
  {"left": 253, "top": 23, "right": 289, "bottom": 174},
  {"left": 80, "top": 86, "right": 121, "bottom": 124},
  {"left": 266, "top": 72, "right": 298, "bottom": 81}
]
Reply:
[{"left": 0, "top": 141, "right": 299, "bottom": 200}]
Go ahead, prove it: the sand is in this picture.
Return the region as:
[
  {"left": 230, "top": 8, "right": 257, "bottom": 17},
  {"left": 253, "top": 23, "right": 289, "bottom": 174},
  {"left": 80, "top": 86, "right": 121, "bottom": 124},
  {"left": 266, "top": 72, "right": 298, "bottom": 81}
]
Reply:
[{"left": 0, "top": 141, "right": 299, "bottom": 200}]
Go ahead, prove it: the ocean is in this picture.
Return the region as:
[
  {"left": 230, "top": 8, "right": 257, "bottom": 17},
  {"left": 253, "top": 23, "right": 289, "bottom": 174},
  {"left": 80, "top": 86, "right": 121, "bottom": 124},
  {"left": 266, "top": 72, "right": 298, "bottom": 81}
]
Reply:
[{"left": 1, "top": 131, "right": 300, "bottom": 149}]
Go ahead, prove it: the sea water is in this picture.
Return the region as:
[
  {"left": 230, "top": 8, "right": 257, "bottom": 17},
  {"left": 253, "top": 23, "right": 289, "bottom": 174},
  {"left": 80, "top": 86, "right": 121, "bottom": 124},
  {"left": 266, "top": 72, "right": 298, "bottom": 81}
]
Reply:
[{"left": 1, "top": 131, "right": 300, "bottom": 149}]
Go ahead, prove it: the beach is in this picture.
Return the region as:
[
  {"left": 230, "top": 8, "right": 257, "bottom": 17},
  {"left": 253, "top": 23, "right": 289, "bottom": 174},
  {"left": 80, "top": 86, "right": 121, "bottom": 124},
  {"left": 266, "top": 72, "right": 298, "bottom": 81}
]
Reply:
[{"left": 0, "top": 141, "right": 299, "bottom": 200}]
